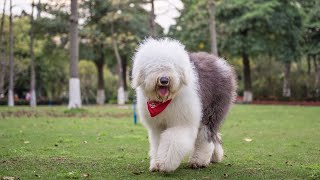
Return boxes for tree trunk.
[316,58,320,98]
[307,55,311,75]
[149,0,156,37]
[122,55,128,102]
[242,52,252,103]
[68,0,81,108]
[8,0,14,106]
[0,0,7,98]
[0,62,5,99]
[37,0,41,19]
[306,55,311,98]
[282,62,291,97]
[111,23,125,105]
[96,44,105,105]
[207,0,218,56]
[316,65,320,98]
[313,55,317,73]
[29,1,37,107]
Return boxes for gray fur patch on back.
[189,52,237,143]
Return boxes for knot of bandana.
[147,99,172,117]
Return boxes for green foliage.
[171,0,312,100]
[216,0,278,56]
[0,105,319,179]
[0,8,69,101]
[11,17,32,97]
[80,0,149,64]
[1,0,318,102]
[33,3,69,37]
[103,65,118,102]
[79,60,118,104]
[250,57,312,100]
[79,60,97,103]
[170,1,211,52]
[302,0,320,56]
[216,0,303,62]
[79,0,151,100]
[269,1,303,63]
[37,40,69,100]
[0,1,154,103]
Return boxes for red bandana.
[147,99,172,117]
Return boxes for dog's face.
[132,61,187,102]
[132,38,191,102]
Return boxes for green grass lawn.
[0,105,319,179]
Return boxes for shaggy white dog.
[132,38,236,172]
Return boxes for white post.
[96,89,105,105]
[117,86,125,105]
[68,78,82,108]
[8,89,14,106]
[243,91,253,103]
[30,89,36,107]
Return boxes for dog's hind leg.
[188,126,214,168]
[155,126,198,172]
[211,133,224,163]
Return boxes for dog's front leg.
[148,129,161,171]
[156,126,198,172]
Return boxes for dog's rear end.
[188,52,237,168]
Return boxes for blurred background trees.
[0,0,319,106]
[171,0,319,102]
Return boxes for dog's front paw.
[149,159,159,172]
[157,160,177,173]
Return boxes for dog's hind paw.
[211,143,224,163]
[188,161,209,169]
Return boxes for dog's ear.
[181,70,189,85]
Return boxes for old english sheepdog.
[131,38,237,172]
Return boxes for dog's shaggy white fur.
[132,38,236,172]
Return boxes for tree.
[95,43,106,105]
[8,0,14,106]
[109,2,151,104]
[80,0,110,105]
[301,0,320,98]
[78,60,96,104]
[207,0,218,56]
[68,0,81,108]
[149,0,156,37]
[111,22,125,105]
[28,2,70,103]
[80,0,150,105]
[29,0,37,107]
[269,1,303,98]
[216,0,283,102]
[0,0,7,99]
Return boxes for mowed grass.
[0,105,319,179]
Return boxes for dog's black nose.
[160,77,169,85]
